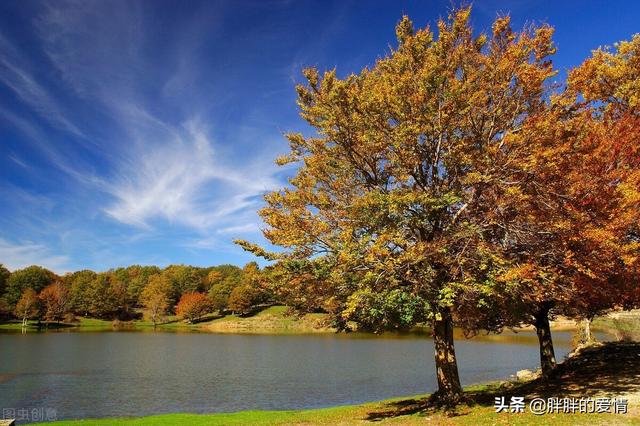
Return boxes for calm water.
[0,329,602,422]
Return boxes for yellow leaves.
[500,263,537,283]
[492,16,513,41]
[568,33,640,113]
[395,15,414,44]
[302,67,319,88]
[618,181,640,205]
[533,25,557,61]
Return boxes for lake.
[0,329,604,422]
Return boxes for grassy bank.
[0,306,335,334]
[203,305,334,334]
[593,310,640,341]
[0,315,212,332]
[33,342,640,425]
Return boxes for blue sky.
[1,0,639,273]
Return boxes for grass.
[30,341,640,425]
[203,305,335,334]
[0,315,216,333]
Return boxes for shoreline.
[2,306,636,338]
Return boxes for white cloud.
[0,239,70,273]
[216,223,261,234]
[103,120,280,232]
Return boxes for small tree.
[39,282,71,323]
[140,274,172,327]
[228,285,260,316]
[175,292,212,323]
[15,288,40,327]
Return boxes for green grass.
[593,314,640,341]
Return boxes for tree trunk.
[432,307,463,402]
[582,317,594,343]
[533,303,557,376]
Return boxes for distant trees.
[125,265,161,305]
[207,265,244,311]
[66,270,97,315]
[0,264,10,318]
[140,274,172,327]
[163,265,204,302]
[0,262,272,323]
[175,292,212,323]
[5,265,56,306]
[0,264,9,297]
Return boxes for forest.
[0,261,280,327]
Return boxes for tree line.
[0,262,273,327]
[237,7,640,404]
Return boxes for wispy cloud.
[103,119,280,231]
[0,32,83,137]
[0,238,70,273]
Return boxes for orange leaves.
[39,281,70,322]
[175,292,212,323]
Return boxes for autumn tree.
[227,264,269,315]
[15,288,40,327]
[85,273,131,319]
[39,281,71,323]
[227,285,259,315]
[125,265,161,305]
[562,35,640,344]
[207,265,244,311]
[163,265,205,302]
[488,34,640,374]
[140,274,173,327]
[238,8,556,402]
[175,292,212,323]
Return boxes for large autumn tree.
[238,8,556,401]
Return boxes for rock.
[516,369,536,380]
